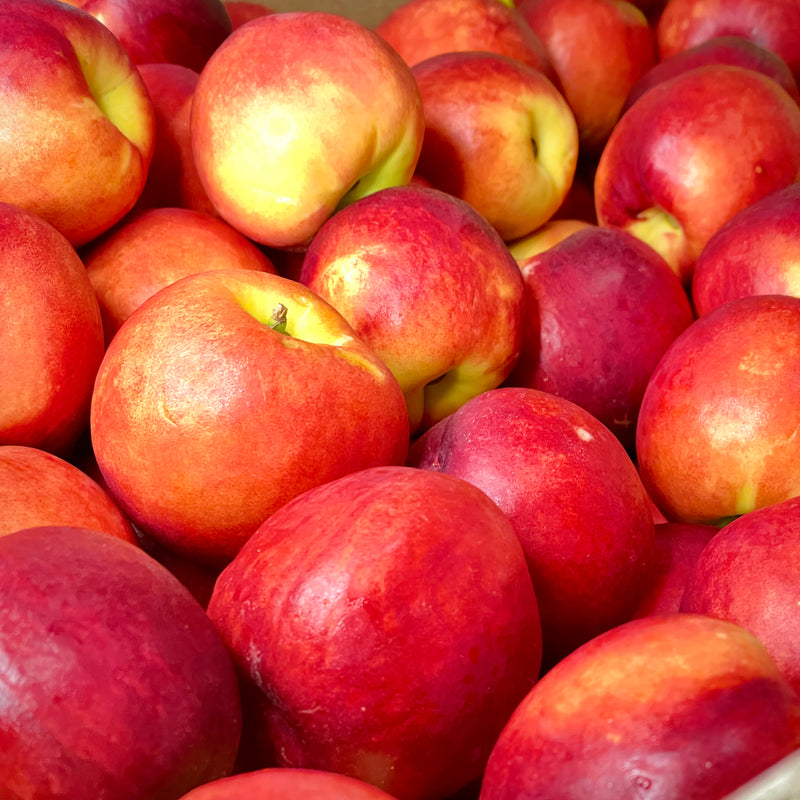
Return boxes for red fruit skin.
[681,495,800,696]
[636,294,800,523]
[63,0,233,71]
[692,183,800,316]
[623,34,800,113]
[631,521,718,617]
[375,0,556,79]
[507,226,694,453]
[0,444,137,544]
[207,465,542,800]
[656,0,800,84]
[479,614,800,800]
[0,526,242,800]
[409,386,656,668]
[176,767,400,800]
[595,64,800,283]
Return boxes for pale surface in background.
[246,0,404,29]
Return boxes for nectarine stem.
[270,303,288,334]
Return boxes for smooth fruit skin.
[479,614,800,800]
[0,525,242,800]
[636,294,800,524]
[0,0,156,247]
[134,63,217,217]
[177,768,400,800]
[408,386,656,668]
[60,0,233,72]
[191,11,425,248]
[681,495,800,696]
[656,0,800,83]
[692,183,800,316]
[0,445,136,544]
[0,202,105,457]
[224,2,274,29]
[623,34,800,113]
[594,64,800,283]
[630,521,718,617]
[506,226,694,453]
[517,0,657,153]
[375,0,555,78]
[299,185,525,434]
[84,206,277,344]
[207,465,542,800]
[412,51,579,242]
[90,269,410,566]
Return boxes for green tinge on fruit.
[336,126,420,211]
[626,207,686,278]
[74,39,151,152]
[735,482,756,516]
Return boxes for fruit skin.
[60,0,233,72]
[374,0,555,79]
[0,0,156,247]
[412,50,579,242]
[176,768,401,800]
[90,269,410,567]
[622,34,800,113]
[0,202,105,457]
[506,226,694,453]
[656,0,800,84]
[681,495,800,696]
[636,294,800,524]
[0,525,242,800]
[0,445,137,545]
[190,11,425,249]
[594,64,800,284]
[224,1,274,29]
[692,183,800,316]
[207,465,542,800]
[134,63,217,217]
[408,386,655,668]
[479,613,800,800]
[630,521,718,617]
[83,206,277,345]
[299,185,525,434]
[517,0,657,154]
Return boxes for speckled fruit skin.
[0,0,156,247]
[636,294,800,524]
[692,183,800,316]
[594,64,800,284]
[0,525,242,800]
[375,0,555,77]
[299,185,525,435]
[190,11,425,249]
[506,226,694,453]
[84,206,276,345]
[681,495,800,696]
[0,202,105,457]
[0,445,136,544]
[90,269,410,567]
[411,50,579,242]
[408,386,656,668]
[207,465,543,800]
[479,613,800,800]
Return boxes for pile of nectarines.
[1,0,799,798]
